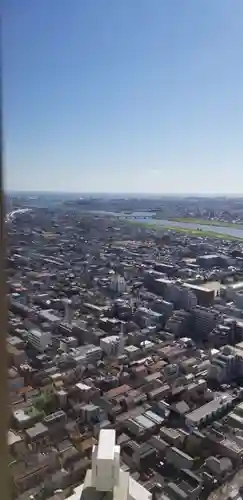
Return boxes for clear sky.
[3,0,243,194]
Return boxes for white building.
[65,429,152,500]
[208,345,243,383]
[27,328,51,352]
[71,344,102,365]
[100,334,125,356]
[111,274,127,294]
[63,298,73,323]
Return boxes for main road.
[5,208,31,223]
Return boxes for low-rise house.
[204,456,233,481]
[25,422,49,448]
[166,447,194,470]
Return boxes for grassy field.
[169,217,243,228]
[128,219,243,241]
[164,226,243,240]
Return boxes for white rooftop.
[97,429,116,460]
[102,335,120,344]
[13,409,30,422]
[8,430,22,446]
[65,429,152,500]
[76,382,91,391]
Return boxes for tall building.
[63,298,73,324]
[27,328,51,352]
[118,322,125,355]
[208,345,243,383]
[111,274,127,294]
[192,306,217,339]
[66,429,152,500]
[100,335,122,356]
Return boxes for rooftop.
[25,422,48,439]
[97,429,116,461]
[186,394,233,425]
[8,430,22,446]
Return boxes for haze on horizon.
[3,1,243,194]
[7,190,243,199]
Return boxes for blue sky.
[3,0,243,193]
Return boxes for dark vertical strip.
[0,12,9,500]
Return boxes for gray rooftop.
[186,394,233,425]
[25,422,48,439]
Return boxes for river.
[148,218,243,238]
[89,211,243,239]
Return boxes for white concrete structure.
[71,344,102,365]
[63,298,73,323]
[208,345,243,383]
[27,328,51,352]
[65,429,152,500]
[100,335,125,356]
[118,324,125,356]
[111,274,127,294]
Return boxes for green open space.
[163,226,243,241]
[169,217,243,228]
[127,219,243,241]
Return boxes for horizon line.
[6,189,243,198]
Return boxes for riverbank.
[128,219,243,241]
[169,217,243,228]
[165,226,243,240]
[89,211,243,240]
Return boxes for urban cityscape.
[6,192,243,500]
[3,1,243,500]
